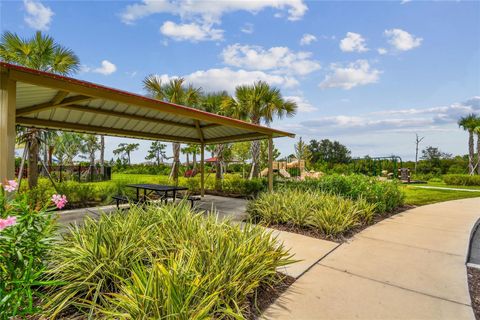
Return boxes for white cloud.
[339,32,368,52]
[298,97,480,135]
[122,0,307,24]
[319,60,381,90]
[384,28,422,51]
[377,48,388,55]
[300,33,317,45]
[153,67,299,94]
[92,60,117,75]
[241,23,254,34]
[23,0,53,31]
[160,21,223,41]
[284,96,317,112]
[221,44,320,76]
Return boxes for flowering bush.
[0,180,60,317]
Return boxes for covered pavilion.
[0,62,295,194]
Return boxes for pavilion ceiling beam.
[194,120,204,143]
[59,104,195,129]
[205,132,268,145]
[16,95,93,116]
[16,117,202,144]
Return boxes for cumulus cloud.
[339,32,368,52]
[319,60,381,90]
[160,21,223,41]
[221,44,320,76]
[296,96,480,135]
[154,67,299,94]
[23,0,53,31]
[300,33,317,45]
[121,0,307,24]
[384,28,422,51]
[241,23,254,34]
[84,60,117,75]
[377,48,388,55]
[284,95,317,112]
[121,0,307,40]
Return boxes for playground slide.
[260,168,291,178]
[278,169,291,178]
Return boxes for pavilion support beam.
[16,117,202,144]
[194,120,204,143]
[200,143,205,197]
[16,94,92,116]
[268,137,274,193]
[0,72,16,181]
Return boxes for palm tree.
[143,76,201,184]
[458,113,479,175]
[145,141,167,166]
[1,31,79,188]
[113,143,139,165]
[474,122,480,175]
[222,81,297,178]
[200,92,231,184]
[100,135,105,174]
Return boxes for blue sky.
[1,0,479,163]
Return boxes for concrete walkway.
[263,197,480,320]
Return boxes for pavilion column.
[0,71,16,182]
[200,143,205,197]
[268,137,273,192]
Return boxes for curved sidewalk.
[263,197,480,319]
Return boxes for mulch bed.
[260,205,416,243]
[468,266,480,320]
[245,273,296,319]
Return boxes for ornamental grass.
[44,202,292,318]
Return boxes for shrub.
[443,174,480,186]
[247,189,377,238]
[280,174,404,213]
[44,203,292,318]
[0,181,58,317]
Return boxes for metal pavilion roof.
[1,62,295,145]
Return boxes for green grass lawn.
[402,184,480,206]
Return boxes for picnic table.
[112,184,199,209]
[126,184,189,202]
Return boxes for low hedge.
[443,174,480,186]
[280,174,405,213]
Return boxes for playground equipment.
[352,155,414,182]
[352,156,403,177]
[261,159,323,179]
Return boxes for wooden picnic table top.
[125,184,188,192]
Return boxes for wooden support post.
[0,72,16,181]
[268,137,273,192]
[200,143,205,197]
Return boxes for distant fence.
[15,165,112,183]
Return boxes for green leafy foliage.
[44,203,292,318]
[443,174,480,186]
[281,174,404,213]
[0,188,57,318]
[248,189,377,238]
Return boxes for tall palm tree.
[474,122,480,175]
[113,143,139,165]
[458,113,479,175]
[143,76,201,184]
[201,92,231,184]
[1,31,79,188]
[222,81,297,178]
